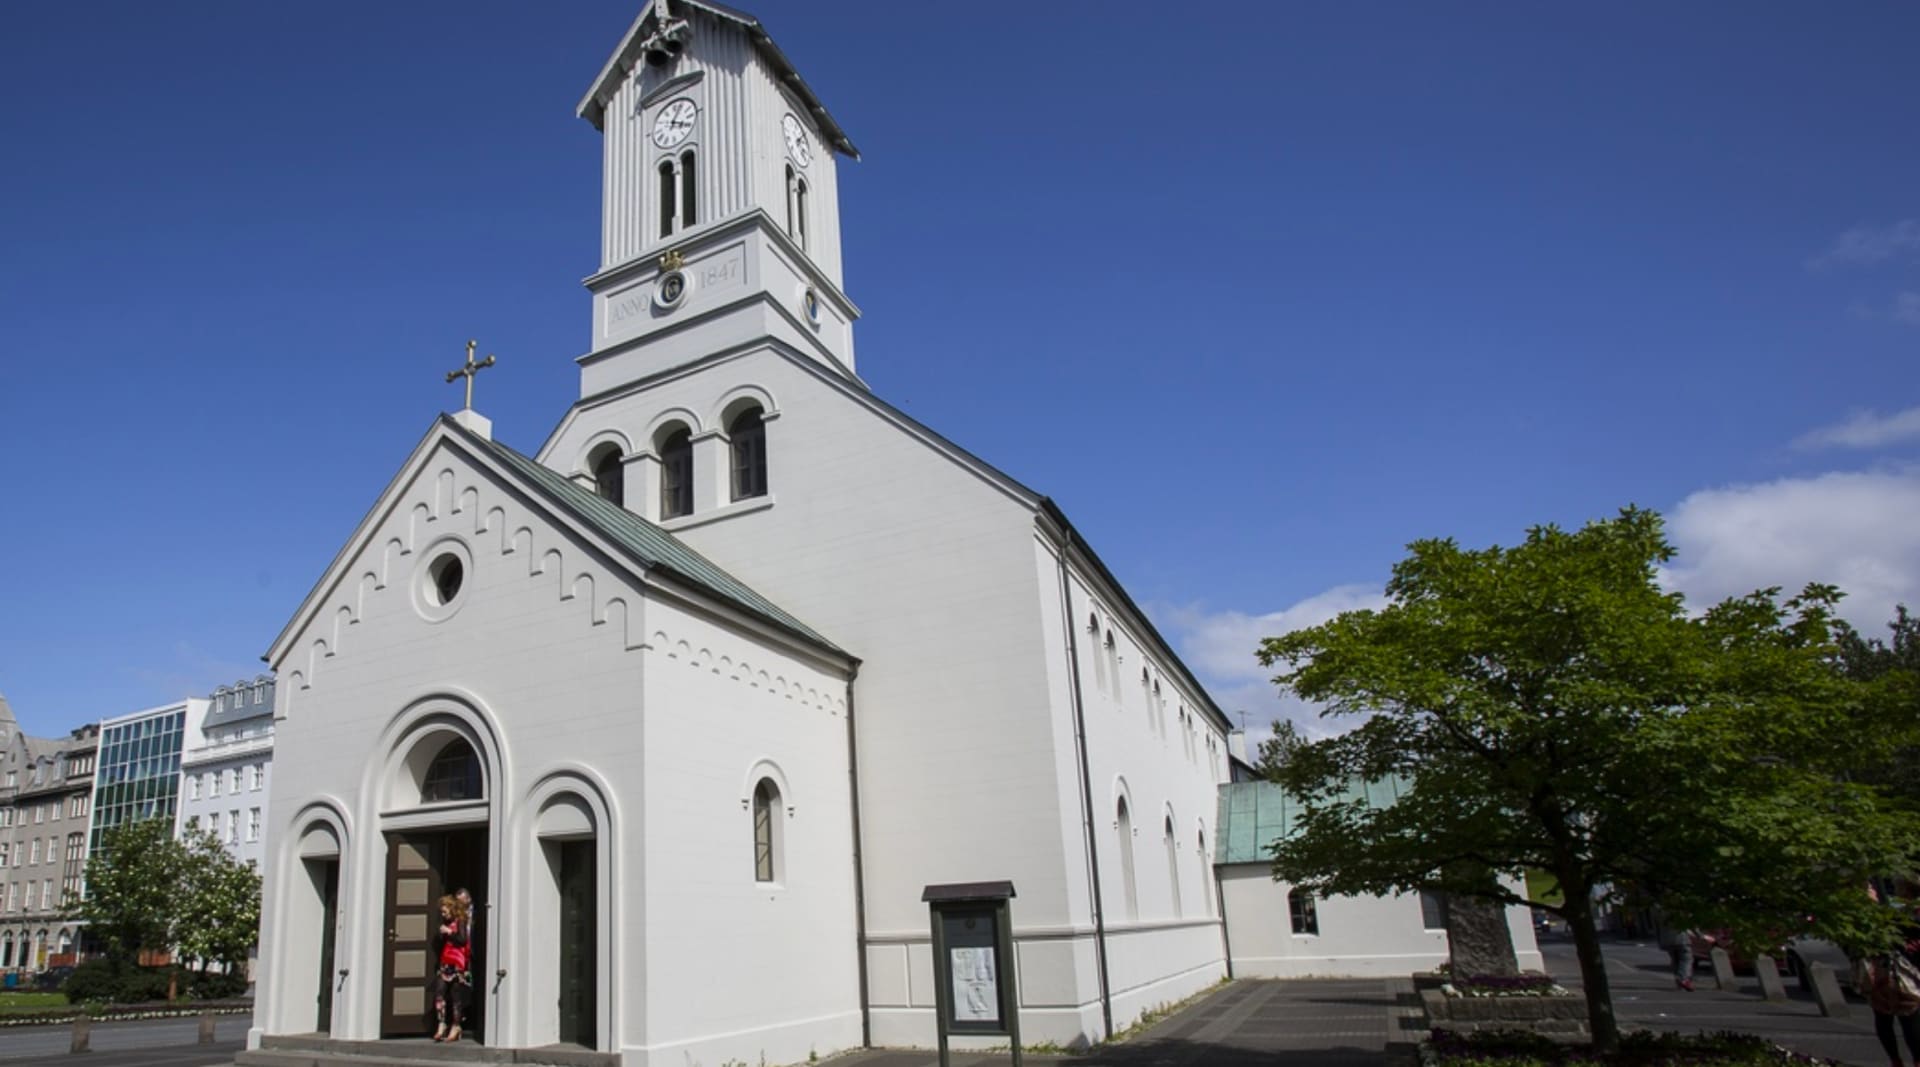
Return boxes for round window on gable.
[414,540,475,622]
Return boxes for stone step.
[241,1034,616,1067]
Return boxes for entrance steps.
[236,1034,617,1067]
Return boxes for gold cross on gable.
[445,339,497,411]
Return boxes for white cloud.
[1809,219,1920,270]
[1793,405,1920,451]
[1157,584,1387,743]
[1661,469,1920,630]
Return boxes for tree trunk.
[1563,888,1619,1052]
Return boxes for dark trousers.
[1874,1009,1920,1063]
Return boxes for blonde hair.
[439,894,470,925]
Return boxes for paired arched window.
[729,407,767,500]
[1116,796,1138,920]
[752,778,781,882]
[784,165,809,251]
[590,446,624,507]
[1163,815,1182,917]
[659,151,698,238]
[422,738,483,803]
[658,428,693,519]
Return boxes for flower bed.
[0,998,251,1028]
[1422,1027,1839,1067]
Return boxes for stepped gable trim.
[264,415,847,669]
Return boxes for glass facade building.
[88,704,190,853]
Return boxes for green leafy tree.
[174,828,263,975]
[66,818,190,964]
[1256,507,1920,1052]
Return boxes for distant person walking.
[1657,917,1694,991]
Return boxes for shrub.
[1426,1028,1842,1067]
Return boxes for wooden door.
[557,840,597,1047]
[381,834,444,1036]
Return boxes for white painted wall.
[1217,866,1544,978]
[253,425,858,1067]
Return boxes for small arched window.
[1163,815,1182,917]
[680,150,697,229]
[785,165,810,251]
[1116,796,1138,920]
[659,427,693,519]
[591,446,624,507]
[729,407,767,500]
[422,738,482,804]
[1288,888,1319,936]
[658,160,678,238]
[752,778,781,882]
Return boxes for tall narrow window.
[1163,815,1182,917]
[784,165,797,239]
[1288,888,1319,935]
[1419,890,1448,931]
[1116,797,1138,920]
[591,447,624,507]
[658,160,677,238]
[795,177,809,251]
[680,150,697,229]
[752,778,780,882]
[659,428,693,519]
[729,407,767,500]
[1198,831,1213,916]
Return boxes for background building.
[89,700,202,853]
[0,693,98,977]
[178,677,276,871]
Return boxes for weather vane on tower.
[445,340,497,411]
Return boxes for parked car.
[1784,936,1856,992]
[1689,929,1784,974]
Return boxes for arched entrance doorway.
[380,733,490,1041]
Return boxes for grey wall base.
[1420,989,1591,1041]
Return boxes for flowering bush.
[1423,1028,1841,1067]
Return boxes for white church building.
[249,4,1526,1065]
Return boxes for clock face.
[781,113,813,168]
[651,98,697,149]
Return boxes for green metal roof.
[1214,777,1408,865]
[450,418,845,657]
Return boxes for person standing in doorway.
[430,895,472,1043]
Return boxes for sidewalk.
[838,978,1397,1067]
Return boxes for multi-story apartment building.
[0,707,98,975]
[178,677,275,872]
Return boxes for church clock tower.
[574,0,860,396]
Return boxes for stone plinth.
[1420,989,1591,1041]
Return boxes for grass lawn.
[0,991,69,1013]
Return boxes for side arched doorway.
[380,733,491,1041]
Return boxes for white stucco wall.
[1217,866,1544,978]
[253,427,858,1067]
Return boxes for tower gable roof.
[577,0,859,158]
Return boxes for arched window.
[728,407,767,500]
[1163,815,1182,917]
[421,738,482,804]
[752,778,781,882]
[591,447,624,507]
[1288,888,1318,935]
[659,428,693,519]
[658,160,677,238]
[2,934,12,968]
[1116,796,1138,920]
[785,165,809,251]
[680,150,697,229]
[1197,830,1213,916]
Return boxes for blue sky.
[2,2,1916,740]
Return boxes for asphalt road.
[1540,936,1888,1066]
[0,1014,248,1065]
